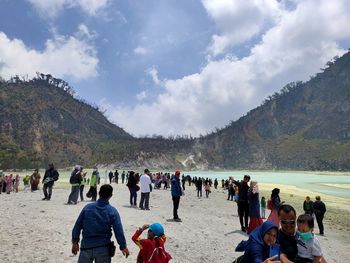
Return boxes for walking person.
[214,178,218,189]
[42,163,59,200]
[108,170,114,184]
[71,184,130,262]
[313,195,326,235]
[171,170,183,222]
[181,175,186,190]
[233,175,251,232]
[205,181,211,198]
[139,169,152,210]
[121,171,126,184]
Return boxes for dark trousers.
[68,185,80,204]
[139,192,150,209]
[197,188,202,197]
[315,214,324,234]
[129,189,137,205]
[43,181,54,199]
[172,196,180,219]
[88,186,97,201]
[237,200,249,228]
[79,185,85,201]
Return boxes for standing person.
[303,196,314,215]
[87,167,99,201]
[214,178,218,189]
[108,170,114,184]
[0,171,3,194]
[227,182,235,201]
[139,169,152,210]
[261,196,267,219]
[71,184,129,262]
[14,174,20,193]
[23,175,30,192]
[132,223,172,263]
[127,171,139,207]
[114,170,119,184]
[181,175,186,190]
[6,174,13,194]
[42,163,59,200]
[67,165,83,205]
[267,188,283,227]
[313,196,326,235]
[171,170,183,222]
[79,170,87,202]
[30,169,41,192]
[247,181,263,234]
[233,175,251,232]
[121,171,126,184]
[196,177,203,198]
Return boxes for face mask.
[296,230,313,240]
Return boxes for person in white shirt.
[139,169,152,210]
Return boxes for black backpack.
[70,170,82,184]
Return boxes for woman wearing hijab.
[235,221,280,263]
[267,188,284,227]
[247,180,263,234]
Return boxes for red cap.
[175,170,181,175]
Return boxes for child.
[132,222,172,263]
[23,175,30,192]
[295,214,323,263]
[260,196,266,219]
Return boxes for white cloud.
[105,0,350,137]
[202,0,282,56]
[134,46,148,56]
[0,25,98,80]
[136,90,147,101]
[146,66,162,86]
[28,0,110,18]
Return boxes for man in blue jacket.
[71,184,129,262]
[171,170,183,222]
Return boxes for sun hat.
[149,223,164,237]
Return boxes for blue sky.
[1,0,350,137]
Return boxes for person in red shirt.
[132,223,172,263]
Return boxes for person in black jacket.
[313,195,326,235]
[42,163,59,200]
[233,175,251,232]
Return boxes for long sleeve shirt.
[72,198,127,250]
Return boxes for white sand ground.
[0,183,349,263]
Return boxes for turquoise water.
[184,171,350,199]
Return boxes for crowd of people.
[1,166,329,263]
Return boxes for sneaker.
[42,197,47,200]
[174,218,182,222]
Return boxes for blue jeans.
[78,246,111,263]
[129,189,137,205]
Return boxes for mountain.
[1,52,350,171]
[0,75,193,169]
[191,51,350,170]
